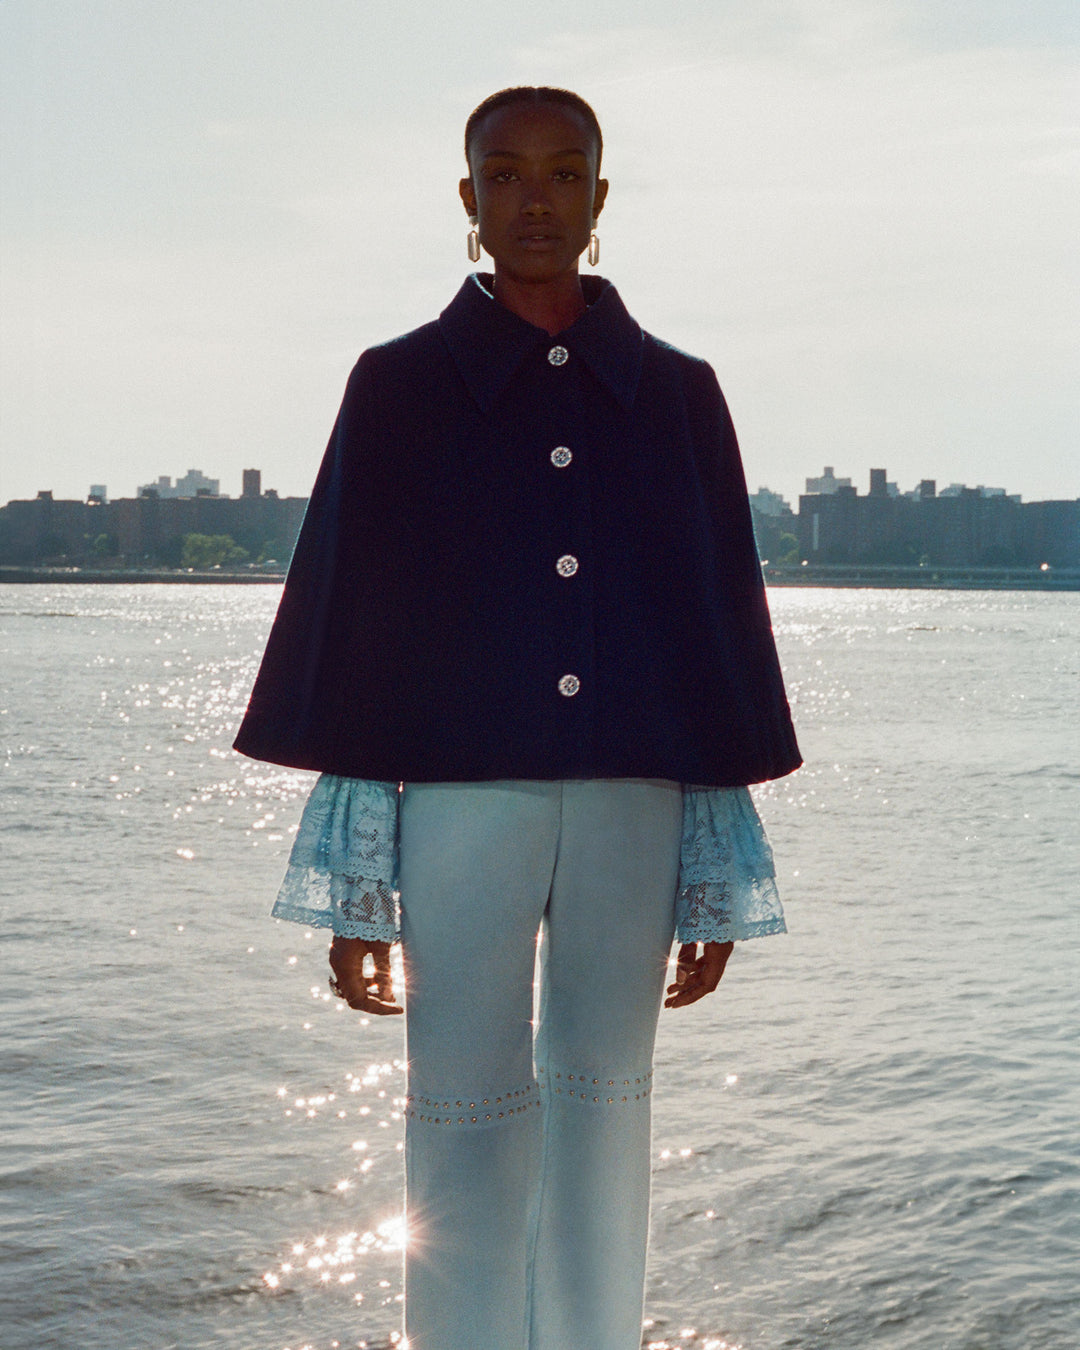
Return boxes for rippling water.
[1,584,1076,1350]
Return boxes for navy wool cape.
[234,275,801,787]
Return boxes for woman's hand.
[329,936,404,1015]
[664,941,734,1008]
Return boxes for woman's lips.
[518,233,562,250]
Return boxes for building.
[937,483,1018,502]
[136,469,220,499]
[0,471,307,566]
[749,487,791,517]
[0,491,92,563]
[798,467,1079,567]
[1018,500,1080,567]
[804,466,853,495]
[748,488,798,562]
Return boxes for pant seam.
[524,782,562,1343]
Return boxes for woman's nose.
[521,185,552,215]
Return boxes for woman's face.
[460,103,608,287]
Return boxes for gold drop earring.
[467,217,481,263]
[587,221,599,267]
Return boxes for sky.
[1,0,1077,508]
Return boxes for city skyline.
[6,457,1072,512]
[2,2,1077,509]
[6,457,1075,572]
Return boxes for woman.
[235,87,800,1350]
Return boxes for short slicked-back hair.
[464,86,603,172]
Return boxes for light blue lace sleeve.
[676,787,787,944]
[273,778,785,948]
[272,775,400,942]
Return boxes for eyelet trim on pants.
[405,1081,542,1126]
[538,1065,654,1105]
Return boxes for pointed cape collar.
[438,273,644,414]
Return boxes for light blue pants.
[398,779,683,1350]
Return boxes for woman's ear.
[592,177,609,221]
[459,177,477,217]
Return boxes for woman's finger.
[365,946,402,1012]
[664,941,734,1007]
[671,942,700,987]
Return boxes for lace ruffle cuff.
[675,787,786,944]
[273,777,786,947]
[272,775,400,942]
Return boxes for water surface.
[1,585,1076,1349]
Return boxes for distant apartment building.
[799,469,1079,567]
[749,487,792,517]
[748,488,798,562]
[804,466,853,495]
[137,469,220,499]
[0,491,95,563]
[0,472,306,566]
[937,482,1020,502]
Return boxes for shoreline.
[2,564,1078,591]
[0,567,287,585]
[760,563,1080,591]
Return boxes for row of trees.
[162,532,289,568]
[749,514,802,565]
[179,533,252,568]
[25,532,289,568]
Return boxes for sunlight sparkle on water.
[644,1340,741,1350]
[265,1215,406,1299]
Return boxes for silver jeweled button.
[555,554,579,577]
[550,446,572,468]
[547,345,569,366]
[557,674,581,697]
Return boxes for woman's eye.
[491,170,519,183]
[553,170,579,182]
